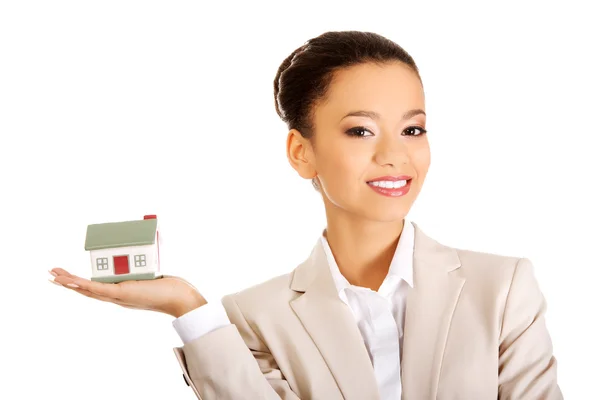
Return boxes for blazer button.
[183,374,190,386]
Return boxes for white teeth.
[369,180,407,189]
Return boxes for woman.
[49,31,562,399]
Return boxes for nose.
[373,134,410,167]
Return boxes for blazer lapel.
[401,223,466,399]
[289,239,380,399]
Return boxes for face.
[287,61,430,223]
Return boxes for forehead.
[316,62,425,120]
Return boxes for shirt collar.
[320,219,415,296]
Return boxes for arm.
[498,257,563,399]
[172,294,300,400]
[48,269,293,399]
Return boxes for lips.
[366,176,413,197]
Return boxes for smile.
[368,180,408,189]
[367,179,412,197]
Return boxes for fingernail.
[66,283,79,288]
[49,270,58,277]
[48,279,62,287]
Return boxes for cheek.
[411,141,431,176]
[318,145,370,182]
[315,145,373,205]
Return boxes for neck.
[324,212,405,291]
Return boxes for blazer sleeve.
[172,293,300,400]
[497,257,563,399]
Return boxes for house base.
[91,272,163,284]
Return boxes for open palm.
[49,268,206,317]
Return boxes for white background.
[1,1,598,398]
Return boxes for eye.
[403,126,427,136]
[345,126,374,137]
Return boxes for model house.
[84,214,162,283]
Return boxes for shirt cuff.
[172,301,231,344]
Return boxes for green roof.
[85,219,157,251]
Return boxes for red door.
[113,255,130,275]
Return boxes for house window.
[134,254,146,267]
[96,258,108,270]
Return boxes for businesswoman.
[50,31,562,399]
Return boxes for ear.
[286,129,317,180]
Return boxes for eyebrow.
[340,108,426,122]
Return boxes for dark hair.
[273,31,421,139]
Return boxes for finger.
[50,277,152,311]
[51,268,76,278]
[69,286,139,308]
[48,278,63,287]
[55,276,123,300]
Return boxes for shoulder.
[455,246,521,275]
[441,238,540,301]
[430,236,546,331]
[415,221,525,282]
[220,270,299,322]
[412,219,531,295]
[230,271,297,301]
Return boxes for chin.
[324,186,413,223]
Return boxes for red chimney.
[144,215,157,220]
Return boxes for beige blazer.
[173,222,562,399]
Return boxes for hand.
[49,268,207,318]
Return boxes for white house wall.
[90,244,158,277]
